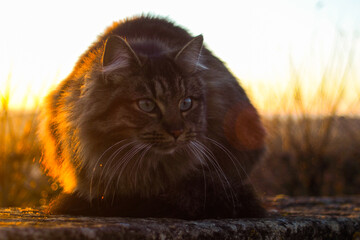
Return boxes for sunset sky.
[0,0,359,113]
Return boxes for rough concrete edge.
[0,216,359,240]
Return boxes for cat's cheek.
[223,103,266,151]
[112,106,152,128]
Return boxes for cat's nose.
[169,129,184,139]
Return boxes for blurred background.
[0,0,359,207]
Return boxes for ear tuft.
[175,35,206,74]
[102,36,141,73]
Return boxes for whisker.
[97,141,136,199]
[111,143,148,204]
[193,140,237,206]
[188,142,215,185]
[103,144,138,198]
[204,137,248,182]
[132,144,152,189]
[117,143,148,182]
[191,143,229,203]
[204,137,262,204]
[102,143,147,201]
[187,143,207,210]
[89,139,129,200]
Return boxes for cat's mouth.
[151,141,186,155]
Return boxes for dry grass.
[0,74,58,207]
[249,58,360,196]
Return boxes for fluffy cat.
[39,15,266,219]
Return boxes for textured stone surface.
[0,196,360,239]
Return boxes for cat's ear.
[175,35,207,74]
[102,35,141,74]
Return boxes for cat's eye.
[138,99,156,113]
[180,97,192,111]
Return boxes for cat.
[39,15,266,219]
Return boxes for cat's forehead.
[140,58,189,99]
[152,75,186,100]
[135,75,187,103]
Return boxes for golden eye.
[180,97,192,111]
[138,99,156,113]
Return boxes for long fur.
[39,15,266,219]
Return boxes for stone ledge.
[0,196,360,240]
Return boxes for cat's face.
[82,35,206,158]
[104,57,206,155]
